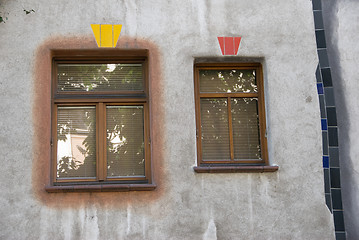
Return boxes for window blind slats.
[200,98,231,160]
[231,98,261,160]
[57,64,143,92]
[199,69,257,93]
[106,106,145,177]
[56,107,96,178]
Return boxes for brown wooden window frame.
[46,50,156,192]
[193,62,278,173]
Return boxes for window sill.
[45,183,156,193]
[193,165,279,173]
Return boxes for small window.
[194,63,277,173]
[46,50,155,192]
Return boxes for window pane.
[57,64,143,92]
[106,106,145,177]
[200,98,230,160]
[199,69,257,93]
[57,106,96,178]
[231,98,261,160]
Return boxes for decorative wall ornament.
[217,37,241,55]
[91,24,122,48]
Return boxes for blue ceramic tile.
[333,210,345,231]
[315,30,326,48]
[321,119,327,130]
[317,83,324,94]
[323,156,329,168]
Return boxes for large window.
[47,50,154,192]
[194,63,277,173]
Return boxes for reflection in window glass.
[199,69,257,93]
[106,106,145,177]
[57,63,143,92]
[231,98,261,160]
[57,106,96,179]
[200,98,230,160]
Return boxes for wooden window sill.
[45,183,156,193]
[193,165,279,173]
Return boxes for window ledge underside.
[193,165,279,173]
[45,183,156,193]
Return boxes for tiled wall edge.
[312,0,346,239]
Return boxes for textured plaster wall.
[322,0,359,239]
[0,0,335,239]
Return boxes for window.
[193,63,277,173]
[46,50,155,192]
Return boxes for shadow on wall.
[322,0,357,239]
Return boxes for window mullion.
[227,97,234,161]
[98,102,105,181]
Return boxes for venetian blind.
[199,68,261,161]
[106,106,145,177]
[56,106,96,178]
[200,98,231,160]
[231,98,261,159]
[199,69,257,93]
[57,63,143,92]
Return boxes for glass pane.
[57,106,96,178]
[106,106,145,177]
[200,98,230,160]
[199,69,257,93]
[57,63,143,92]
[231,98,261,159]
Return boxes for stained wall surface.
[0,0,335,239]
[322,0,359,239]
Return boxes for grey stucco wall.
[0,0,335,239]
[322,0,359,239]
